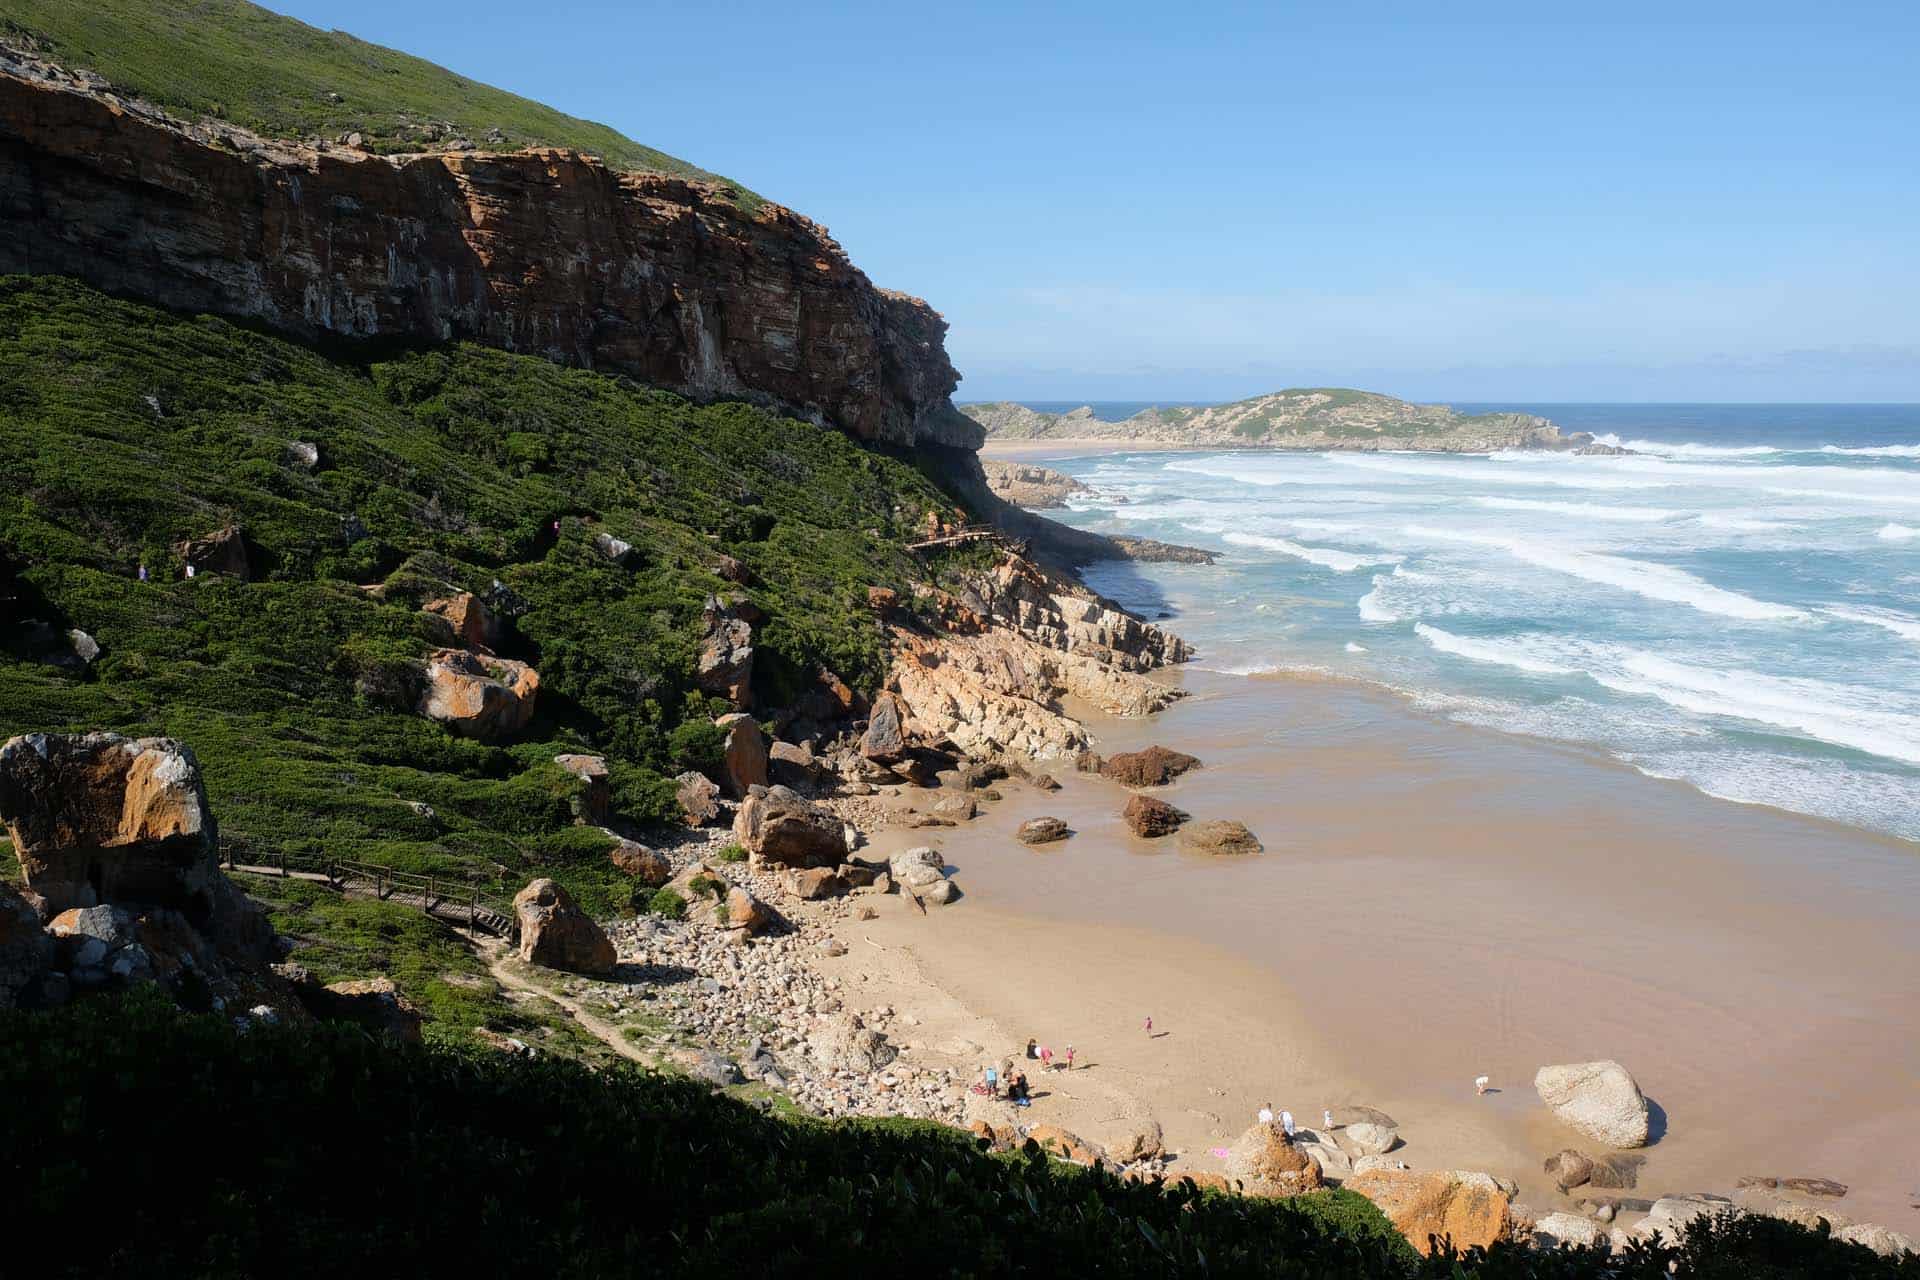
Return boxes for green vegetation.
[0,275,965,1017]
[1,0,759,201]
[645,887,689,920]
[6,992,1911,1278]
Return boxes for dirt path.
[484,948,651,1065]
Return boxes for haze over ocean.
[1017,404,1920,840]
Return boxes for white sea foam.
[1822,605,1920,644]
[1471,496,1683,523]
[1591,652,1920,767]
[1344,642,1368,653]
[1821,443,1920,458]
[1414,624,1578,675]
[1402,526,1805,621]
[1590,433,1780,458]
[1880,524,1920,541]
[1222,531,1402,573]
[1356,574,1397,622]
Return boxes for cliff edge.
[0,45,980,450]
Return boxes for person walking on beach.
[1143,1015,1153,1036]
[1064,1045,1075,1071]
[1323,1109,1334,1133]
[1038,1045,1053,1071]
[1475,1075,1491,1096]
[1258,1103,1274,1127]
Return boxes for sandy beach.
[834,666,1920,1231]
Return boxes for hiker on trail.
[137,563,148,582]
[1258,1103,1274,1126]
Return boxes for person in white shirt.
[1280,1110,1296,1139]
[1257,1103,1274,1126]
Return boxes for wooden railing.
[221,845,518,941]
[905,525,1027,554]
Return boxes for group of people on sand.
[978,1061,1033,1106]
[975,1036,1080,1108]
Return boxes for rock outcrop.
[416,650,540,741]
[1345,1169,1515,1256]
[174,525,252,579]
[674,772,721,826]
[1122,794,1188,836]
[423,592,499,652]
[1534,1060,1651,1149]
[608,838,671,886]
[1224,1122,1323,1196]
[1,732,220,922]
[513,878,616,975]
[717,714,768,797]
[554,754,610,824]
[1015,817,1070,845]
[696,599,755,708]
[0,55,976,450]
[980,459,1090,509]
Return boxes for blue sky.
[272,1,1918,402]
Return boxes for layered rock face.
[0,55,977,450]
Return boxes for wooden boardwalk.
[224,851,518,940]
[905,525,1027,555]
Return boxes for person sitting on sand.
[1026,1037,1038,1060]
[1011,1073,1031,1106]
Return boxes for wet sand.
[863,668,1920,1228]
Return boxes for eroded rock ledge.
[0,47,978,450]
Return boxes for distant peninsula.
[963,388,1623,453]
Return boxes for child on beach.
[1143,1015,1152,1036]
[985,1065,999,1097]
[1038,1046,1053,1071]
[1064,1045,1075,1071]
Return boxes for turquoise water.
[1029,406,1920,842]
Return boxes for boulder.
[969,1120,1013,1152]
[512,878,616,975]
[824,1012,896,1072]
[888,847,947,889]
[931,793,976,821]
[1122,794,1188,837]
[724,885,773,933]
[1532,1212,1604,1249]
[1735,1175,1848,1198]
[1103,1117,1165,1163]
[554,754,610,823]
[1353,1154,1412,1175]
[1225,1122,1324,1195]
[1295,1131,1353,1180]
[1534,1060,1651,1149]
[1029,773,1060,792]
[917,877,959,906]
[1016,816,1071,845]
[1834,1224,1920,1259]
[716,713,768,797]
[0,882,52,1009]
[1178,820,1262,856]
[0,732,220,922]
[174,525,251,580]
[696,601,754,708]
[862,692,907,762]
[592,531,637,566]
[767,740,820,790]
[417,649,539,741]
[686,1049,744,1087]
[422,592,499,652]
[1629,1194,1733,1244]
[316,976,423,1042]
[1345,1169,1514,1257]
[674,771,721,826]
[784,867,845,900]
[866,586,900,612]
[1544,1149,1595,1191]
[1100,746,1200,788]
[733,785,846,867]
[818,936,849,957]
[608,839,670,886]
[1342,1120,1399,1157]
[1027,1124,1106,1165]
[1586,1153,1644,1189]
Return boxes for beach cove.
[851,665,1920,1229]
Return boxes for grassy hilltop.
[1,0,756,196]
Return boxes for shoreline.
[820,666,1920,1236]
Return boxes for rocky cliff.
[965,388,1614,453]
[0,47,980,450]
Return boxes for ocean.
[1019,404,1920,843]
